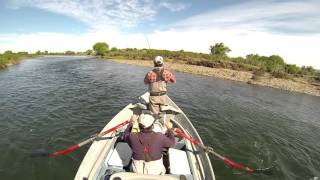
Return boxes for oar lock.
[94,131,123,141]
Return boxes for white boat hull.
[75,93,215,180]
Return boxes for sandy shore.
[109,59,320,97]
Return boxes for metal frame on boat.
[74,92,215,180]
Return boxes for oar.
[32,120,130,157]
[174,129,275,175]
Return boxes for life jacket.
[148,68,167,94]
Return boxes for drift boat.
[74,93,215,180]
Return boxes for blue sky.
[0,0,319,68]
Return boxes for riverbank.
[109,59,320,97]
[0,55,19,70]
[0,53,35,70]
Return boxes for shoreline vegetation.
[90,42,320,96]
[1,41,320,96]
[0,51,36,70]
[109,58,320,96]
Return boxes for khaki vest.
[149,69,167,93]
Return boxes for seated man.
[123,113,175,175]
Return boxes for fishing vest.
[148,68,167,96]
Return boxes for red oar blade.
[48,145,80,156]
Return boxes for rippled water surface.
[0,57,319,180]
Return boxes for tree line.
[2,42,319,80]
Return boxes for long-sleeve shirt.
[144,68,176,84]
[123,123,175,161]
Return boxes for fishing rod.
[174,129,276,175]
[144,35,151,49]
[31,120,130,157]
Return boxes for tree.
[18,52,28,55]
[65,51,75,55]
[110,47,118,52]
[209,43,231,56]
[85,49,93,55]
[93,42,109,56]
[4,50,13,54]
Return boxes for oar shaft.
[99,120,130,137]
[47,120,130,157]
[175,129,254,173]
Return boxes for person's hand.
[165,121,173,129]
[130,114,139,123]
[172,128,180,135]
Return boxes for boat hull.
[75,93,215,180]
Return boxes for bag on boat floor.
[106,142,132,168]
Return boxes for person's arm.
[163,70,176,83]
[122,123,133,141]
[162,129,176,148]
[169,72,176,83]
[144,73,150,84]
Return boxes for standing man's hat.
[154,56,164,65]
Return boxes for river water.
[0,56,319,180]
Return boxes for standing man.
[144,56,176,114]
[123,113,175,175]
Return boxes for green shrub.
[272,70,287,78]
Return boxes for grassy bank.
[103,48,319,79]
[109,58,320,96]
[0,52,35,70]
[0,53,20,69]
[87,45,319,96]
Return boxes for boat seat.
[168,148,191,176]
[160,105,182,114]
[107,142,132,168]
[110,172,183,180]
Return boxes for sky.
[0,0,319,69]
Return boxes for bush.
[272,70,287,78]
[65,51,75,55]
[285,64,300,74]
[254,68,265,76]
[251,68,265,80]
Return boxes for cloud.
[1,0,320,69]
[1,27,320,69]
[0,30,146,52]
[8,0,190,30]
[9,0,158,29]
[159,1,190,12]
[175,0,320,34]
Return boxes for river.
[0,56,319,180]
